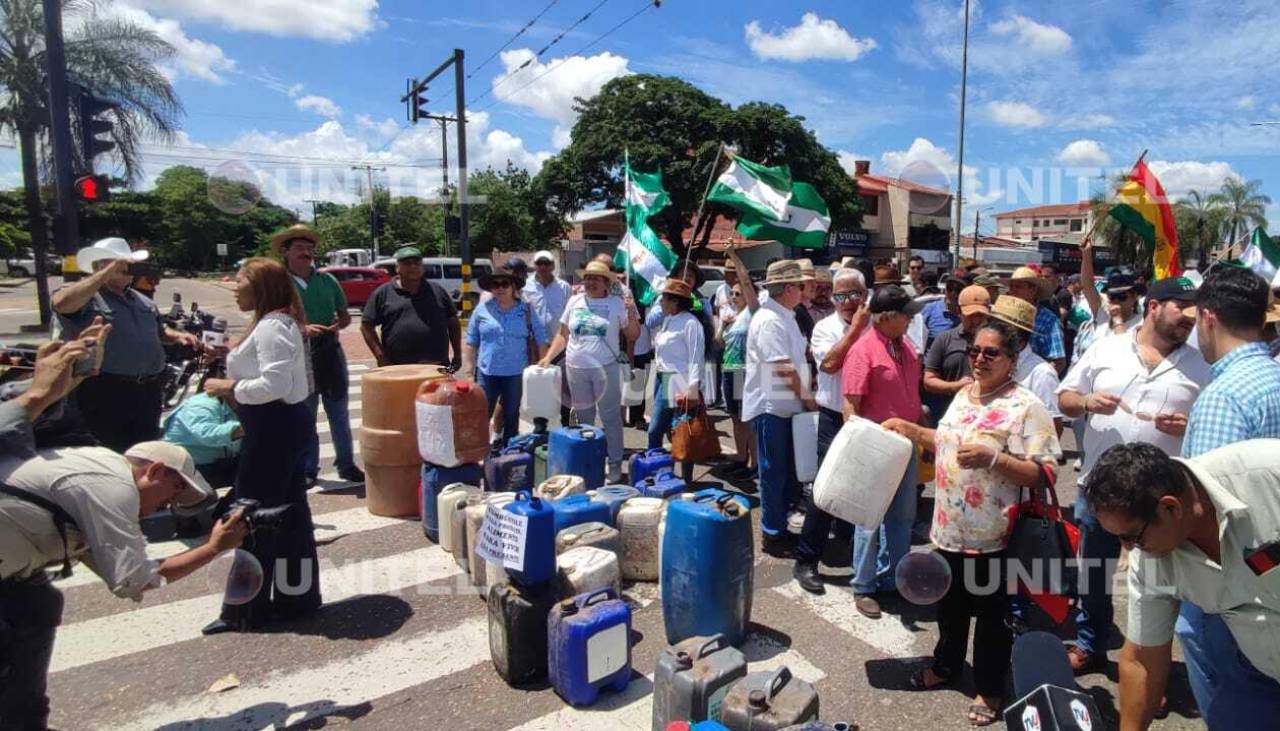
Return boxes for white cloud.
[1236,95,1258,110]
[880,138,957,178]
[986,100,1047,128]
[1057,139,1110,167]
[295,95,342,118]
[744,13,877,62]
[492,49,630,133]
[128,0,379,42]
[98,3,235,83]
[876,138,1003,223]
[989,15,1072,55]
[355,114,400,139]
[1147,160,1240,198]
[1059,114,1116,130]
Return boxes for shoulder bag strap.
[0,483,79,577]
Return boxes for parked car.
[421,257,493,302]
[321,266,390,307]
[3,254,61,278]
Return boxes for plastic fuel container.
[651,634,748,730]
[421,464,483,543]
[662,489,754,646]
[719,667,819,731]
[548,426,608,489]
[547,588,633,706]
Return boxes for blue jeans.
[648,373,676,450]
[753,413,800,536]
[1072,493,1120,655]
[851,452,918,595]
[1176,602,1280,728]
[303,390,355,476]
[477,372,522,444]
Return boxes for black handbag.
[1004,461,1079,624]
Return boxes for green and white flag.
[736,181,831,250]
[614,156,678,306]
[706,155,793,221]
[1239,227,1280,283]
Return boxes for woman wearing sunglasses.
[463,264,550,444]
[883,318,1061,726]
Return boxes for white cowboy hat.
[76,237,148,271]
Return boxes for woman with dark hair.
[882,318,1061,726]
[648,278,706,483]
[201,257,319,633]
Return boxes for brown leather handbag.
[670,403,722,463]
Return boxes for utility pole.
[36,0,78,330]
[953,0,972,267]
[401,48,472,322]
[973,207,981,261]
[351,164,386,260]
[421,113,457,256]
[304,198,322,224]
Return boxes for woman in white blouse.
[648,278,705,483]
[200,258,319,633]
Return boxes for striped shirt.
[1182,342,1280,458]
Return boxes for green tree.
[467,162,540,255]
[386,195,444,256]
[1209,178,1271,255]
[1175,190,1225,269]
[0,0,182,322]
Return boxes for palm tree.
[1210,178,1271,259]
[1176,189,1224,269]
[0,0,182,325]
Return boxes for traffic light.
[76,91,119,170]
[406,77,429,123]
[371,210,384,238]
[74,174,110,203]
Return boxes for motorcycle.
[159,292,222,409]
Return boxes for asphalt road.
[19,277,1205,730]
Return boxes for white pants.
[564,364,624,465]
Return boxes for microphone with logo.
[1004,631,1103,731]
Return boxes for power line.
[474,0,659,114]
[467,0,561,79]
[469,0,613,106]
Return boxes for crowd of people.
[2,221,1279,729]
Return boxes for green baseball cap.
[393,246,423,261]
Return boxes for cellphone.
[1245,541,1280,576]
[72,343,97,377]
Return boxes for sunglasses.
[832,291,865,303]
[535,260,553,266]
[966,345,1005,361]
[490,280,513,289]
[1110,291,1134,302]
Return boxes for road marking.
[773,583,926,659]
[110,617,489,731]
[54,508,410,590]
[50,547,460,673]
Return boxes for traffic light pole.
[37,0,79,327]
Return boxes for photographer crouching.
[0,327,247,730]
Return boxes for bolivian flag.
[1109,159,1182,278]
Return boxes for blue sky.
[16,0,1279,233]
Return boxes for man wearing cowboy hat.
[1007,265,1067,371]
[51,237,201,452]
[361,246,460,368]
[271,225,363,486]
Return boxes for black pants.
[933,550,1012,698]
[220,399,321,628]
[74,375,162,453]
[0,575,63,730]
[627,352,653,427]
[796,407,853,565]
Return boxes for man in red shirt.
[842,285,924,618]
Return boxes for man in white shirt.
[744,260,817,556]
[1083,439,1280,731]
[1057,275,1209,672]
[523,250,572,336]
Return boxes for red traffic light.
[74,174,109,202]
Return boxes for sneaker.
[793,562,825,594]
[787,509,807,533]
[606,462,623,484]
[337,465,366,484]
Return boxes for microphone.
[1004,632,1102,731]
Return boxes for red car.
[321,266,390,307]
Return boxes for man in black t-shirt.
[360,246,461,368]
[922,285,991,421]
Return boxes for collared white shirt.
[1127,439,1280,682]
[1014,347,1062,419]
[713,282,737,325]
[1060,328,1210,483]
[653,310,705,394]
[811,311,851,412]
[522,275,573,337]
[227,312,310,405]
[743,298,810,422]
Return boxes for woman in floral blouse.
[884,317,1061,726]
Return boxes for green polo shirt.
[293,270,347,326]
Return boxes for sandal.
[909,666,951,690]
[967,702,1000,727]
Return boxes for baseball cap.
[124,442,214,507]
[1103,271,1136,294]
[958,285,992,316]
[504,256,529,274]
[532,250,555,265]
[1146,276,1198,303]
[393,246,423,261]
[869,285,924,316]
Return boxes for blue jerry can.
[485,447,535,493]
[551,493,614,533]
[636,470,687,499]
[591,485,640,522]
[662,488,754,646]
[420,462,483,543]
[507,430,548,456]
[548,426,608,489]
[629,448,674,485]
[503,490,556,586]
[547,587,633,706]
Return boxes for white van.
[423,257,492,302]
[325,248,373,268]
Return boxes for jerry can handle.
[514,489,536,506]
[695,634,728,660]
[580,587,617,607]
[714,493,745,516]
[765,666,793,704]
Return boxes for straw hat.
[795,258,816,282]
[988,295,1037,333]
[269,224,321,255]
[579,260,615,280]
[813,266,833,284]
[661,279,694,299]
[872,264,907,287]
[763,260,807,286]
[1008,266,1050,298]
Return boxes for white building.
[994,202,1093,243]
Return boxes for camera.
[227,498,292,531]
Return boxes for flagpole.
[623,148,633,289]
[684,142,727,280]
